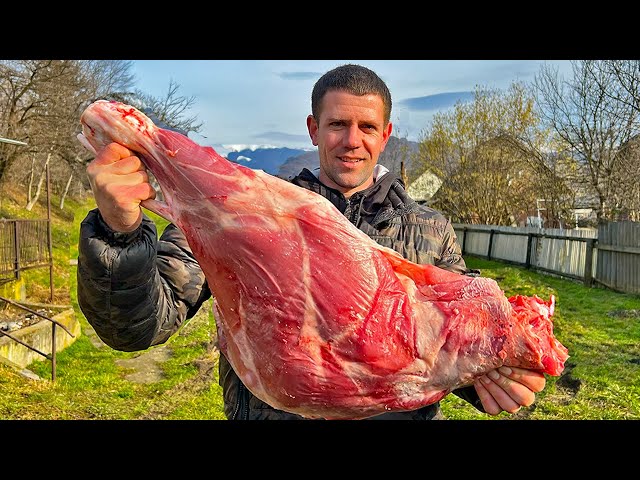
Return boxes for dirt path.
[81,307,221,419]
[84,308,217,386]
[115,346,172,384]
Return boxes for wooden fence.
[596,222,640,294]
[453,221,640,295]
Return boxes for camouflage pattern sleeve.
[432,218,465,273]
[76,208,210,352]
[435,219,479,277]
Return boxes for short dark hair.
[311,64,392,126]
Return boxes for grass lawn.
[1,184,639,420]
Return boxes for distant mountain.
[226,147,309,174]
[223,137,441,200]
[277,150,319,178]
[224,136,422,182]
[277,136,421,179]
[377,136,421,177]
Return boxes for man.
[77,63,546,420]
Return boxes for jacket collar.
[293,167,421,226]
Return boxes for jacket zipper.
[231,382,249,420]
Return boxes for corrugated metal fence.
[453,221,640,295]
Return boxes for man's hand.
[86,142,156,233]
[474,366,546,415]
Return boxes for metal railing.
[1,218,51,274]
[0,295,75,381]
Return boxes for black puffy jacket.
[77,168,484,420]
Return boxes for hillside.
[276,136,421,179]
[226,147,309,174]
[0,182,80,307]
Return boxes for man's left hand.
[474,366,546,415]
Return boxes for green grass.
[0,302,226,419]
[441,257,640,420]
[2,186,640,419]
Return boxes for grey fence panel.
[596,221,640,295]
[492,231,528,264]
[454,223,600,286]
[532,236,594,278]
[461,228,490,257]
[453,223,640,294]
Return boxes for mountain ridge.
[224,136,421,180]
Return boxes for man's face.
[307,90,392,198]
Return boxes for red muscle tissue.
[79,100,569,419]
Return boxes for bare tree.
[99,78,204,136]
[532,60,640,222]
[609,135,640,221]
[1,60,203,210]
[131,79,203,135]
[0,60,67,182]
[599,60,640,114]
[597,60,640,220]
[80,60,136,102]
[0,60,137,199]
[499,122,578,228]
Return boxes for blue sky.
[131,60,573,152]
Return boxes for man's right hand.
[86,142,157,233]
